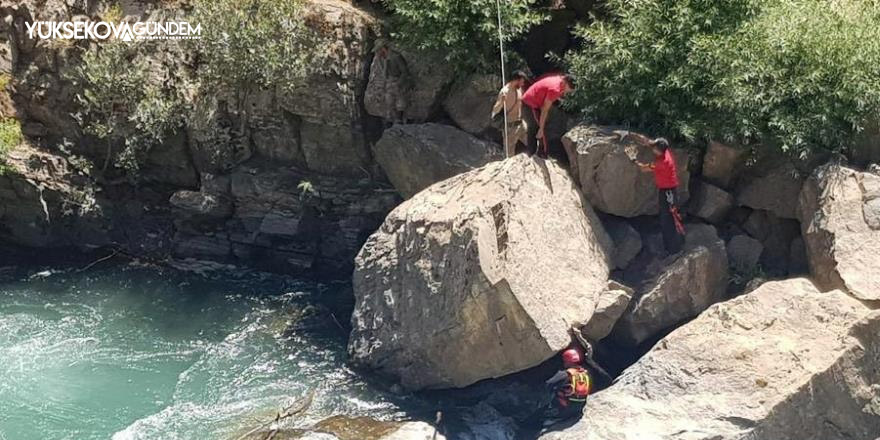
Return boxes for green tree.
[190,0,317,100]
[73,40,185,175]
[382,0,547,71]
[566,0,880,158]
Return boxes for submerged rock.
[798,163,880,300]
[562,125,691,217]
[611,224,729,347]
[372,123,502,199]
[540,278,880,440]
[312,416,444,440]
[350,155,613,390]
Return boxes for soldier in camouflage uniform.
[374,39,412,125]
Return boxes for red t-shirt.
[653,149,679,189]
[522,75,567,109]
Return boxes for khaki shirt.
[491,84,523,122]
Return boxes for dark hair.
[652,137,670,152]
[510,70,529,81]
[563,74,576,89]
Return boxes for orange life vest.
[560,367,591,403]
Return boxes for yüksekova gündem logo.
[26,20,202,42]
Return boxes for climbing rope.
[495,0,510,157]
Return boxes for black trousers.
[523,104,541,155]
[658,188,685,254]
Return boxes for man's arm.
[537,98,553,139]
[635,161,654,172]
[545,370,568,389]
[491,90,506,118]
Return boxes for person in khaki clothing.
[373,39,412,126]
[491,70,530,157]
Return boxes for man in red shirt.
[521,73,575,157]
[627,136,685,254]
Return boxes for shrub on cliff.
[73,40,185,175]
[382,0,547,71]
[190,0,317,99]
[566,0,880,158]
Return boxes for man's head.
[374,38,389,58]
[650,137,670,156]
[561,348,582,367]
[509,70,529,89]
[561,74,576,95]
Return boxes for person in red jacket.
[622,134,685,254]
[521,73,575,157]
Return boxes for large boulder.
[371,123,503,199]
[349,156,613,390]
[702,140,744,188]
[611,224,729,346]
[442,74,501,136]
[737,163,804,219]
[727,234,763,273]
[688,180,733,224]
[798,163,880,300]
[562,125,691,217]
[601,216,642,270]
[540,278,880,440]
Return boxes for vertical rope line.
[496,0,509,157]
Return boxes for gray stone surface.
[611,224,729,346]
[372,123,502,199]
[702,140,743,188]
[350,156,613,390]
[442,74,502,135]
[727,234,763,273]
[688,180,733,224]
[562,125,690,217]
[540,278,880,440]
[580,280,634,341]
[798,163,880,300]
[737,164,804,219]
[602,216,643,270]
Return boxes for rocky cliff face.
[0,0,468,277]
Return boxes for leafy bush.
[382,0,547,71]
[190,0,316,97]
[73,40,185,175]
[566,0,880,157]
[0,117,22,174]
[73,0,317,178]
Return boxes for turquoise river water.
[0,264,423,440]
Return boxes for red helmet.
[562,348,582,365]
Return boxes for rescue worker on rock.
[626,134,685,254]
[521,73,575,158]
[374,39,412,126]
[542,348,591,430]
[491,70,530,158]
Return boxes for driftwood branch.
[78,248,121,272]
[233,389,316,440]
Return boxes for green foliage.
[566,0,880,157]
[73,40,185,175]
[0,118,22,174]
[190,0,316,96]
[382,0,547,71]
